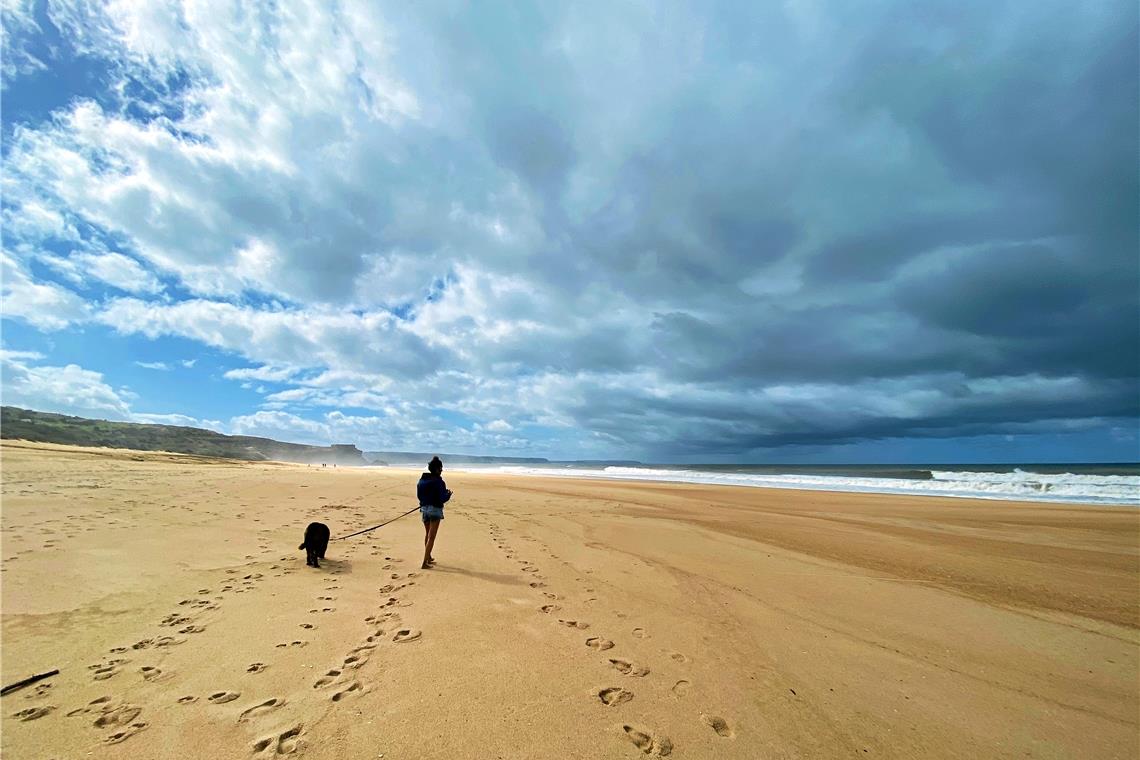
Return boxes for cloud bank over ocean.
[2,1,1137,461]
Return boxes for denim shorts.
[420,505,444,522]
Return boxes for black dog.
[299,522,330,568]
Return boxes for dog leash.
[332,506,421,541]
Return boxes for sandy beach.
[1,440,1137,759]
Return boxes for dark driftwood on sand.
[1,669,59,696]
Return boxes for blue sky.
[1,0,1137,463]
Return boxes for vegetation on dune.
[0,406,366,465]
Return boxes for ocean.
[443,462,1140,506]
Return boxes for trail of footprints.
[36,531,425,751]
[489,520,734,755]
[61,565,266,745]
[300,548,425,725]
[16,511,724,754]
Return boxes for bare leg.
[423,520,435,564]
[422,520,440,569]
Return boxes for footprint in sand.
[275,640,308,649]
[238,698,284,723]
[179,625,206,634]
[313,670,343,689]
[66,696,112,717]
[521,567,538,573]
[539,604,561,614]
[104,721,149,744]
[622,724,673,756]
[139,666,170,682]
[26,683,52,699]
[701,714,734,737]
[598,687,633,706]
[207,691,241,704]
[247,663,268,673]
[529,581,547,589]
[177,696,198,704]
[94,704,142,728]
[89,660,127,681]
[343,652,370,669]
[586,637,615,651]
[609,658,650,677]
[669,652,689,663]
[331,681,365,702]
[671,680,691,697]
[299,623,315,630]
[631,628,648,638]
[558,619,589,630]
[252,725,304,755]
[392,628,422,643]
[13,705,55,721]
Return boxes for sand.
[1,440,1137,760]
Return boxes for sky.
[1,0,1137,464]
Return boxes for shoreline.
[369,462,1140,507]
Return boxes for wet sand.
[2,441,1137,759]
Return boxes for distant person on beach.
[417,456,451,569]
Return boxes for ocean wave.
[457,465,1139,505]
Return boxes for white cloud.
[134,361,170,370]
[223,365,300,383]
[0,349,44,361]
[4,2,429,304]
[45,249,164,294]
[228,408,534,452]
[98,297,444,380]
[1,198,78,241]
[0,0,48,83]
[0,252,90,330]
[229,410,330,442]
[131,412,224,431]
[0,350,133,419]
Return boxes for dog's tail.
[298,541,306,550]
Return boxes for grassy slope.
[0,407,365,464]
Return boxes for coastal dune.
[1,441,1137,759]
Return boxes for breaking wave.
[462,465,1138,505]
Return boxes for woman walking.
[417,456,451,569]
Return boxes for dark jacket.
[417,472,452,508]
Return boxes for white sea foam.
[453,465,1139,505]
